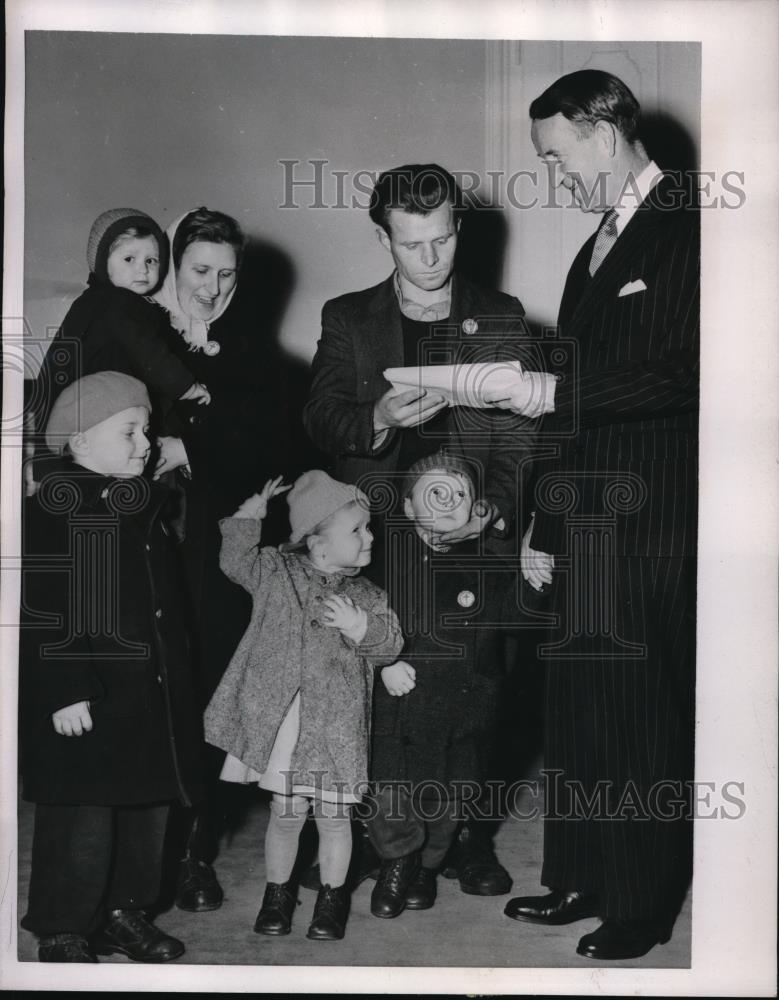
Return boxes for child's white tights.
[266,793,352,888]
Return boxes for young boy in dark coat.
[367,451,541,918]
[19,371,204,963]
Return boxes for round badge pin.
[462,318,478,336]
[204,340,221,356]
[457,589,476,608]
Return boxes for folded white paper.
[383,360,524,409]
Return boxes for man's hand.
[233,476,290,520]
[374,387,448,432]
[381,660,417,696]
[521,518,554,590]
[52,701,92,737]
[322,594,368,643]
[154,436,189,478]
[483,371,557,419]
[436,499,498,545]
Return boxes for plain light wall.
[24,33,700,372]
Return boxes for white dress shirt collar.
[612,160,663,235]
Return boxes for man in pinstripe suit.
[488,70,699,960]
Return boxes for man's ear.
[594,119,618,157]
[376,226,392,253]
[68,431,89,458]
[403,497,415,521]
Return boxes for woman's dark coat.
[160,291,292,699]
[19,462,204,806]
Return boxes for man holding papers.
[493,71,699,961]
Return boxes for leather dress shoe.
[444,826,512,896]
[175,855,224,912]
[93,909,185,962]
[576,919,671,960]
[370,852,421,918]
[38,933,97,963]
[404,867,438,910]
[253,881,299,936]
[504,889,599,925]
[306,883,350,940]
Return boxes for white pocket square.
[618,278,647,297]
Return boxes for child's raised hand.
[52,700,93,737]
[381,660,416,697]
[322,594,368,643]
[180,382,212,405]
[233,476,290,519]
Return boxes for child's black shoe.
[306,883,350,940]
[38,933,97,963]
[93,909,184,962]
[253,881,299,936]
[405,866,438,910]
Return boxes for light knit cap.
[45,371,150,453]
[287,470,369,543]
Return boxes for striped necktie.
[589,209,619,275]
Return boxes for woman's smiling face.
[175,240,238,321]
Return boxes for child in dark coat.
[20,371,204,963]
[367,450,538,918]
[33,208,210,460]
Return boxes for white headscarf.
[153,210,238,353]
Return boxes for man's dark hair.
[369,163,465,235]
[529,69,641,142]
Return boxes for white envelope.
[618,278,648,297]
[383,360,524,409]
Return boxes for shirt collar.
[611,160,663,235]
[393,271,452,322]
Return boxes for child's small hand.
[180,382,212,405]
[322,594,368,643]
[381,661,416,696]
[52,701,92,737]
[233,476,291,519]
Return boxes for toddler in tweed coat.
[204,470,402,940]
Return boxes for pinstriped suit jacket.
[530,176,700,558]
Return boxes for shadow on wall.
[455,200,508,291]
[639,110,699,174]
[236,236,328,480]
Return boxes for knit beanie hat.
[287,470,369,543]
[402,449,476,498]
[86,207,168,287]
[45,371,151,453]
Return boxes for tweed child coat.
[204,517,403,798]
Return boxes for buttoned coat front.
[203,518,404,797]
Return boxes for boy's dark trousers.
[367,785,460,868]
[22,802,169,937]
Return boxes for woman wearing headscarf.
[153,206,291,913]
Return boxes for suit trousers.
[22,801,170,937]
[540,555,695,922]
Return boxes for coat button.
[347,443,357,452]
[145,543,151,552]
[155,608,163,619]
[157,675,163,684]
[311,619,320,628]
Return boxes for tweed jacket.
[529,176,700,558]
[203,517,403,797]
[303,273,539,544]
